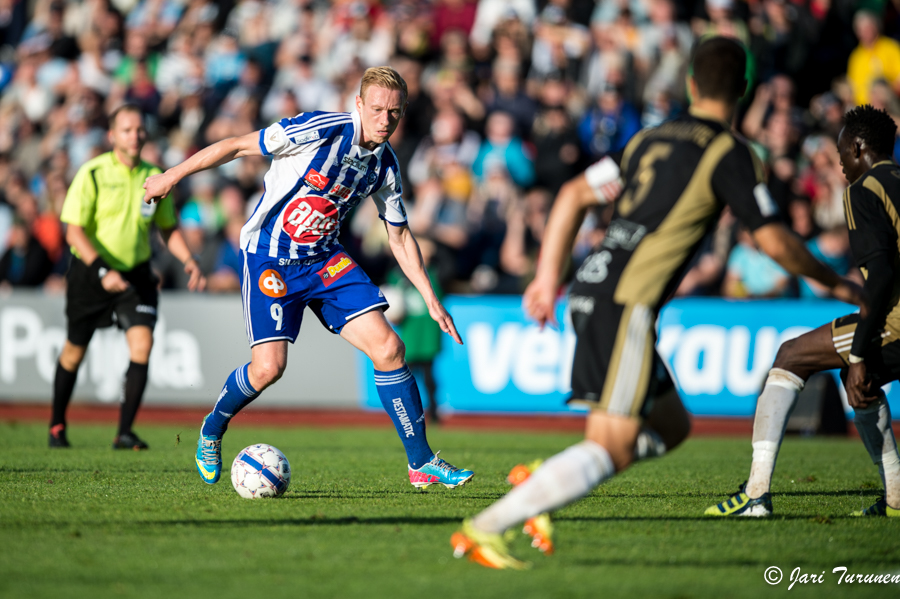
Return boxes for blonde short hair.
[359,66,408,102]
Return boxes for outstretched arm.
[385,223,463,345]
[523,162,620,327]
[752,222,867,308]
[143,131,262,204]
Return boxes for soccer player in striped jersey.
[143,67,474,490]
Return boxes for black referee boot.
[113,431,149,450]
[49,424,71,448]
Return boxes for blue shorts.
[241,247,388,346]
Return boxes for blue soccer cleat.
[705,481,772,517]
[409,451,474,489]
[195,414,222,484]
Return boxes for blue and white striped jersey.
[241,109,407,260]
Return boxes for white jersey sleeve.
[583,156,623,204]
[370,166,407,226]
[257,111,352,157]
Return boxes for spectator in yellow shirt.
[847,10,900,106]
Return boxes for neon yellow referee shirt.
[60,152,177,272]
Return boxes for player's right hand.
[143,171,174,204]
[832,278,869,314]
[427,299,463,345]
[846,361,880,408]
[523,276,558,328]
[101,270,130,293]
[184,259,207,292]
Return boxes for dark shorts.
[568,294,675,420]
[65,257,159,346]
[831,313,900,386]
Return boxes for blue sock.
[203,364,260,437]
[375,365,433,469]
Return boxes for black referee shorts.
[65,257,160,346]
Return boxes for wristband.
[89,257,111,284]
[848,354,864,364]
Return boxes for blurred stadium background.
[0,0,898,428]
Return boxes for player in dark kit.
[708,104,900,518]
[50,104,205,450]
[450,37,866,569]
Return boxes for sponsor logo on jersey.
[281,195,339,245]
[342,155,366,171]
[328,182,352,199]
[292,130,320,144]
[278,257,322,266]
[568,295,595,315]
[316,252,356,287]
[258,269,287,298]
[304,168,330,191]
[601,220,646,251]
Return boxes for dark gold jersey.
[571,109,780,309]
[843,161,900,340]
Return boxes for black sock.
[119,362,149,436]
[51,361,78,428]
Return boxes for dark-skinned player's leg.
[707,323,845,515]
[771,323,847,379]
[746,324,843,499]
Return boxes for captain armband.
[848,354,865,364]
[583,156,623,205]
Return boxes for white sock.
[471,440,615,534]
[854,397,900,508]
[745,368,804,498]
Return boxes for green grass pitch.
[1,421,898,599]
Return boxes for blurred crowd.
[0,0,897,299]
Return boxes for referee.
[49,104,205,449]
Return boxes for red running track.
[2,402,888,436]
[1,402,757,435]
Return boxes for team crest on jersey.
[328,182,352,199]
[317,252,356,287]
[282,195,339,245]
[258,269,287,298]
[304,168,330,191]
[342,155,366,171]
[367,171,377,184]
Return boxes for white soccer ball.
[231,444,291,499]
